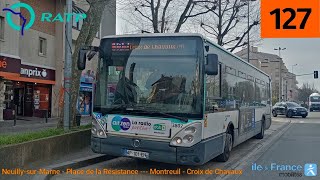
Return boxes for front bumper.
[310,106,320,110]
[91,134,224,166]
[292,111,308,116]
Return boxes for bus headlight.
[172,137,182,145]
[170,122,202,147]
[98,129,104,136]
[92,116,107,138]
[185,126,196,134]
[183,134,194,143]
[92,126,97,135]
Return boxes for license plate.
[124,149,149,159]
[301,112,306,114]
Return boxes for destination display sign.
[103,37,199,56]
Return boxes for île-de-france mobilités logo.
[2,2,87,36]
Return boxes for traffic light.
[314,71,319,79]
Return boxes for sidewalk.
[0,116,92,135]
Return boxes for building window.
[39,37,47,56]
[0,16,4,40]
[275,72,280,77]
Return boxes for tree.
[199,0,260,52]
[121,0,215,33]
[58,0,113,128]
[297,83,319,103]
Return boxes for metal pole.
[63,0,72,131]
[285,80,288,101]
[247,1,250,63]
[14,105,17,126]
[45,109,48,123]
[279,62,281,102]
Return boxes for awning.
[5,76,56,85]
[0,72,20,78]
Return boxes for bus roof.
[101,33,270,79]
[310,93,320,97]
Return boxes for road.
[50,112,320,180]
[224,112,320,180]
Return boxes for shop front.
[0,55,21,120]
[4,64,55,119]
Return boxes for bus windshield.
[310,96,320,102]
[94,37,204,119]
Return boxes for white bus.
[309,93,320,111]
[78,34,272,165]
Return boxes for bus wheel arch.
[216,123,234,162]
[255,116,265,139]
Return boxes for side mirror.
[205,54,218,75]
[77,49,88,70]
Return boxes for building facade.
[236,47,298,104]
[0,0,116,120]
[0,0,63,120]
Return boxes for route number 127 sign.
[261,0,320,38]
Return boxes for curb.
[32,154,116,180]
[217,120,292,180]
[205,119,291,180]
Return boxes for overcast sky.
[259,39,320,90]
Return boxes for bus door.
[238,107,256,137]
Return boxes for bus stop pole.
[45,109,48,123]
[14,105,17,126]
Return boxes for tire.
[310,109,313,112]
[216,131,233,162]
[255,120,265,139]
[302,115,307,118]
[287,111,293,118]
[272,110,277,117]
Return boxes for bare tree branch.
[161,0,172,33]
[135,7,153,22]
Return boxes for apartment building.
[236,47,298,103]
[0,0,64,120]
[0,0,116,120]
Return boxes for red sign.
[0,56,21,74]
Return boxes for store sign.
[21,68,47,78]
[20,64,55,81]
[0,56,21,74]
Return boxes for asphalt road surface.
[50,112,314,180]
[224,112,320,180]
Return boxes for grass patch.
[0,124,91,147]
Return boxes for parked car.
[272,102,308,118]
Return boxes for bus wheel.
[217,131,232,162]
[272,110,277,117]
[255,120,265,139]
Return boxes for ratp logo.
[2,2,35,36]
[2,2,86,36]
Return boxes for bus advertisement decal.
[107,115,171,137]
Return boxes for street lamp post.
[241,0,256,63]
[274,47,286,58]
[291,64,298,74]
[274,47,286,102]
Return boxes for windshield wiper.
[108,103,134,113]
[128,109,189,123]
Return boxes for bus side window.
[205,64,221,113]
